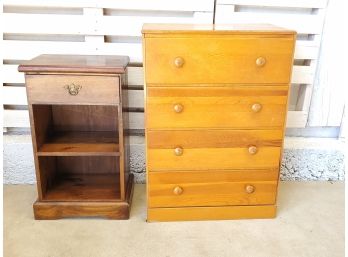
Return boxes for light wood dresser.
[19,55,134,219]
[142,24,296,221]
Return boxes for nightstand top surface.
[18,54,129,74]
[142,23,296,35]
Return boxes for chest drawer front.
[147,147,281,171]
[148,172,277,208]
[145,36,294,84]
[146,86,288,129]
[26,75,120,105]
[147,129,282,149]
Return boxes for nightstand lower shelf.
[34,174,134,220]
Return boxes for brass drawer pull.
[245,185,255,194]
[173,186,183,195]
[256,57,266,67]
[248,145,258,155]
[173,103,184,113]
[64,83,82,96]
[174,147,183,156]
[251,103,262,113]
[174,57,185,68]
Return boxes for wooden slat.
[291,66,314,84]
[87,15,213,37]
[217,0,327,9]
[215,12,324,34]
[3,108,306,129]
[3,86,144,109]
[2,40,317,64]
[2,41,142,63]
[3,0,214,12]
[3,110,144,129]
[294,42,319,60]
[2,87,28,105]
[3,13,212,37]
[3,13,96,35]
[2,65,144,86]
[286,111,308,128]
[2,64,314,86]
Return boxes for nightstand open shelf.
[20,54,133,219]
[37,131,120,156]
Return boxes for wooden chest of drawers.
[143,24,296,221]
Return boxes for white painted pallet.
[215,0,328,128]
[2,0,330,129]
[2,0,214,130]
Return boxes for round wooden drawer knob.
[256,57,266,67]
[248,145,258,155]
[173,103,184,113]
[245,185,255,194]
[173,186,184,195]
[174,57,185,68]
[251,103,262,113]
[174,147,183,156]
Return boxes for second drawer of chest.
[147,146,281,171]
[146,86,288,129]
[148,171,278,208]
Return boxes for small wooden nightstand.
[19,54,134,219]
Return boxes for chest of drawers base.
[143,24,296,222]
[148,205,276,222]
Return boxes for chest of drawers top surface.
[142,23,295,35]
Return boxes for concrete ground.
[4,182,344,257]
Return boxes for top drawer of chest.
[144,36,295,84]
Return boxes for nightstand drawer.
[147,146,281,171]
[148,172,277,207]
[144,36,294,84]
[146,86,288,129]
[26,75,120,105]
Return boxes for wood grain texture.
[148,180,277,207]
[22,55,133,219]
[143,24,295,221]
[43,173,121,202]
[26,74,120,105]
[147,204,276,221]
[146,86,288,129]
[148,147,280,171]
[149,170,279,183]
[18,54,129,74]
[33,174,134,220]
[147,129,283,148]
[142,23,295,34]
[144,36,295,84]
[37,131,119,156]
[51,105,118,131]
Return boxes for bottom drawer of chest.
[148,171,278,208]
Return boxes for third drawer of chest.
[147,129,283,171]
[146,86,288,129]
